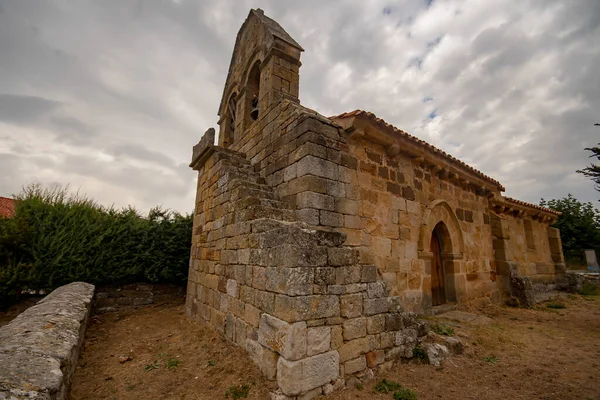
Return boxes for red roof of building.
[504,196,561,216]
[0,197,16,218]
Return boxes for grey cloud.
[0,94,96,145]
[0,94,60,125]
[107,143,176,168]
[0,0,598,213]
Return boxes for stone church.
[186,9,565,398]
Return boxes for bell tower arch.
[217,9,304,149]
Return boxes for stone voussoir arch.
[418,199,465,258]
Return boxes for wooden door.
[431,232,446,306]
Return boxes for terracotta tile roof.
[504,196,561,216]
[0,196,15,218]
[332,110,505,191]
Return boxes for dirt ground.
[69,295,600,400]
[71,302,276,400]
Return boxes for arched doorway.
[431,228,446,306]
[419,200,464,307]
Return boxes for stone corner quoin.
[185,8,565,398]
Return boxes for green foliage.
[374,380,417,399]
[374,379,402,393]
[225,384,250,399]
[431,324,454,336]
[539,194,600,263]
[483,355,499,364]
[144,360,159,372]
[546,302,566,309]
[576,140,600,192]
[166,358,183,370]
[412,345,428,362]
[0,184,192,306]
[393,388,418,400]
[579,283,599,296]
[207,360,216,366]
[355,382,364,391]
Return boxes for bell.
[250,95,259,120]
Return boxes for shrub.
[394,388,418,400]
[374,379,401,393]
[579,283,599,296]
[0,184,192,306]
[431,324,454,336]
[225,384,250,399]
[412,345,428,362]
[483,355,499,364]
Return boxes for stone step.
[229,197,287,211]
[214,148,250,165]
[235,205,298,222]
[228,178,271,191]
[230,187,277,202]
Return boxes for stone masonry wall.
[338,135,498,310]
[491,213,565,305]
[188,7,564,398]
[0,282,94,400]
[188,128,430,398]
[94,283,185,313]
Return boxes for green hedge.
[0,185,192,306]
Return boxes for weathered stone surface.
[330,325,343,350]
[307,326,331,356]
[340,293,362,318]
[510,273,536,307]
[366,315,385,335]
[363,298,388,315]
[266,267,314,296]
[314,267,336,285]
[277,351,340,396]
[0,282,95,400]
[274,295,340,322]
[226,279,239,298]
[423,343,450,367]
[344,356,367,375]
[366,350,385,367]
[343,318,367,341]
[297,386,323,400]
[328,248,358,266]
[338,337,370,363]
[258,314,307,361]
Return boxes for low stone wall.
[0,282,94,400]
[94,283,185,312]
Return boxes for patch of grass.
[207,360,216,366]
[166,358,183,370]
[355,382,364,391]
[393,388,418,400]
[483,355,499,364]
[472,322,524,351]
[431,324,454,336]
[225,384,250,399]
[546,302,566,309]
[579,283,599,296]
[143,360,159,372]
[374,379,402,393]
[412,345,428,362]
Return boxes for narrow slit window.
[524,219,536,250]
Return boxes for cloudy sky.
[1,0,598,213]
